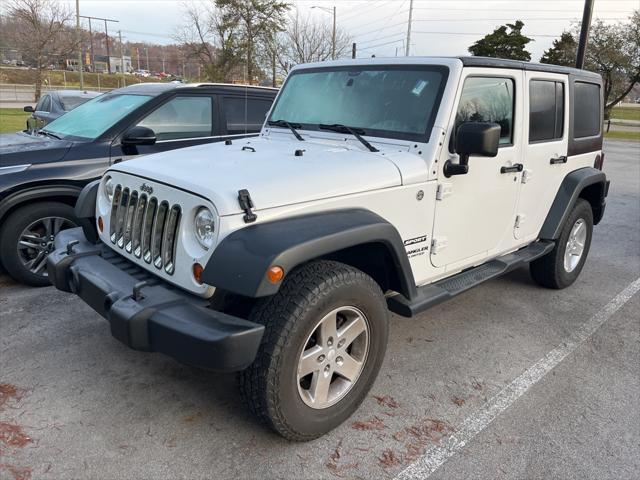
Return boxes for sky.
[65,0,638,61]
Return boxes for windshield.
[268,65,448,142]
[43,93,152,141]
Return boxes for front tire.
[530,199,593,289]
[239,260,389,441]
[0,202,77,287]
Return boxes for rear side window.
[455,76,515,145]
[223,97,272,134]
[37,95,52,112]
[573,82,601,138]
[529,80,564,142]
[138,96,213,141]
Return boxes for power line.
[412,30,561,38]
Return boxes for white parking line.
[395,277,640,480]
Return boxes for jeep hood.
[111,137,403,215]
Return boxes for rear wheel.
[0,202,77,286]
[239,260,389,441]
[530,199,593,289]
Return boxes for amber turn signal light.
[193,263,204,284]
[267,265,284,284]
[97,216,104,233]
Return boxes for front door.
[431,70,523,269]
[110,94,218,164]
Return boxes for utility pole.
[75,0,84,88]
[406,0,414,56]
[272,46,277,87]
[136,47,140,70]
[145,48,150,71]
[575,0,594,69]
[352,42,356,59]
[118,30,126,85]
[87,17,94,72]
[332,6,336,60]
[81,16,118,74]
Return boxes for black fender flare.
[74,180,101,243]
[0,184,83,222]
[539,167,607,240]
[202,209,417,299]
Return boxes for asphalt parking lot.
[1,139,639,480]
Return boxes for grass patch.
[0,108,29,134]
[604,129,640,141]
[610,107,640,121]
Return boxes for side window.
[573,82,601,138]
[529,80,564,142]
[223,97,272,134]
[137,96,213,141]
[455,76,515,145]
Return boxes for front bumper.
[47,228,264,371]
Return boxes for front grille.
[109,185,181,275]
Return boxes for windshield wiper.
[39,130,61,140]
[318,124,379,152]
[267,119,304,141]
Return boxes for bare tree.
[174,1,240,82]
[275,12,351,74]
[6,0,76,99]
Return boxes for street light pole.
[75,0,84,88]
[312,5,337,60]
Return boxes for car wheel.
[0,202,78,287]
[530,198,593,289]
[239,260,389,441]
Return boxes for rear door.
[431,69,524,269]
[515,72,569,241]
[220,95,274,139]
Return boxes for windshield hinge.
[436,183,452,201]
[431,237,448,255]
[238,189,257,223]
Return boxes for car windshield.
[43,93,152,141]
[60,94,97,111]
[268,65,448,142]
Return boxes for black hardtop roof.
[458,56,601,81]
[109,82,278,97]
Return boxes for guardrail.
[0,83,113,102]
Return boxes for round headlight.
[104,176,114,202]
[194,207,215,250]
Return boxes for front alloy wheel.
[297,306,370,409]
[239,260,389,441]
[17,216,76,276]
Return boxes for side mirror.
[23,105,34,113]
[122,126,157,146]
[444,122,501,177]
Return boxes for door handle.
[550,156,567,165]
[500,163,523,174]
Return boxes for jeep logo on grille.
[140,183,153,195]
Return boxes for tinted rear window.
[223,97,272,134]
[529,80,564,142]
[573,82,601,138]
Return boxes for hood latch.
[238,189,257,223]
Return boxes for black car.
[0,82,277,286]
[23,89,102,130]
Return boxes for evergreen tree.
[468,20,532,61]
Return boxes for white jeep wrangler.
[48,57,608,440]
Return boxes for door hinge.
[521,169,533,184]
[514,214,526,229]
[436,183,453,200]
[431,237,448,254]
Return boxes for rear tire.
[0,202,77,287]
[239,260,389,441]
[530,199,593,289]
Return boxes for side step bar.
[387,241,555,318]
